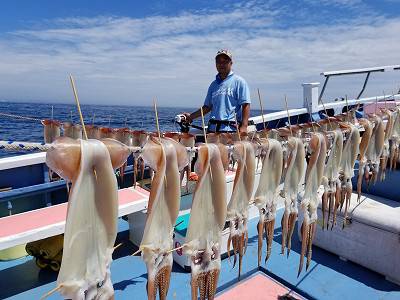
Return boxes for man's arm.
[239,103,250,133]
[183,105,211,123]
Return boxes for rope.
[0,112,42,123]
[0,140,210,155]
[0,141,51,152]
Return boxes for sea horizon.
[0,101,271,158]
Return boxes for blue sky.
[0,0,399,108]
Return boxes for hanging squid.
[62,122,82,139]
[281,137,305,257]
[85,124,101,139]
[139,136,188,300]
[131,130,149,186]
[321,129,343,230]
[380,109,396,180]
[184,143,227,300]
[390,108,400,170]
[41,119,61,181]
[99,127,113,139]
[338,123,360,228]
[62,121,74,138]
[46,136,130,299]
[356,118,373,200]
[254,138,283,267]
[42,119,61,144]
[114,128,131,184]
[364,116,385,187]
[226,141,255,279]
[298,133,326,276]
[180,133,196,192]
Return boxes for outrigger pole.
[318,65,400,103]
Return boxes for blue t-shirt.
[204,71,251,132]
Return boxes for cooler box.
[298,191,400,284]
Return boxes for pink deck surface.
[216,274,302,300]
[364,101,399,114]
[0,186,149,239]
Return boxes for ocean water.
[0,101,266,158]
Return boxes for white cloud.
[0,1,399,110]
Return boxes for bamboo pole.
[284,95,293,137]
[200,107,208,143]
[257,88,266,130]
[344,95,350,124]
[166,244,185,254]
[69,75,88,140]
[154,99,161,141]
[319,98,332,131]
[113,243,123,252]
[233,112,241,142]
[40,284,63,300]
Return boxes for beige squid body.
[321,129,343,230]
[390,109,400,169]
[281,137,305,257]
[254,138,283,266]
[379,109,395,180]
[184,143,227,300]
[139,137,188,300]
[357,118,373,200]
[298,133,326,276]
[46,137,130,300]
[226,141,255,279]
[42,119,61,143]
[365,116,385,183]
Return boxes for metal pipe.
[356,72,371,99]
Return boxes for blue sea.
[0,101,267,158]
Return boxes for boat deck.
[1,206,399,300]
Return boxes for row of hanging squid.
[41,105,400,300]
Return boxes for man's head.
[215,49,232,79]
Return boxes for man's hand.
[182,106,210,125]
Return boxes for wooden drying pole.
[319,98,332,131]
[344,95,351,124]
[40,285,63,300]
[284,95,293,137]
[69,75,88,140]
[200,107,208,143]
[257,88,267,130]
[200,106,214,179]
[153,99,162,141]
[305,97,317,133]
[233,111,241,142]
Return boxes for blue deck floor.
[1,208,399,300]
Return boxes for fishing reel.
[174,114,203,133]
[174,114,191,133]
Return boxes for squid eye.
[261,208,266,214]
[193,253,203,265]
[194,257,202,265]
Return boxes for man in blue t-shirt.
[183,49,251,133]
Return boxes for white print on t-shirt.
[212,87,234,98]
